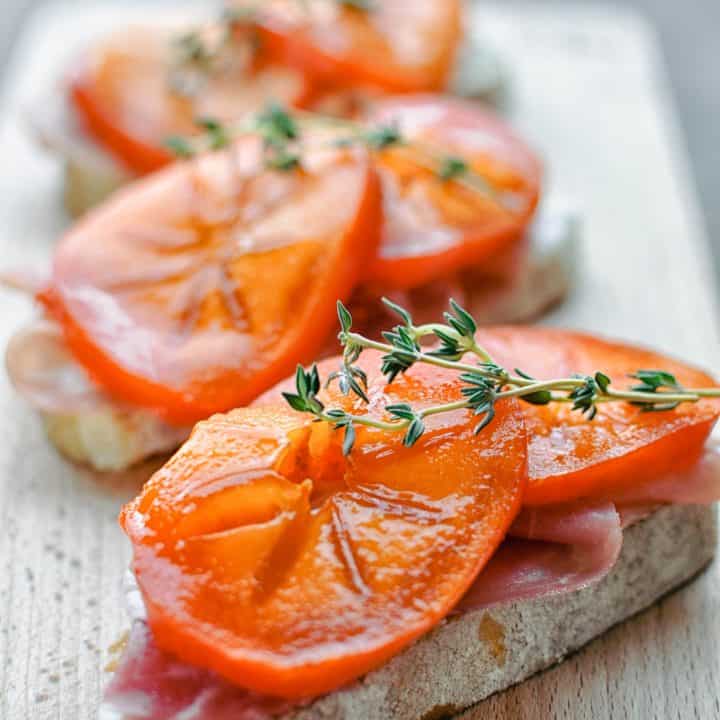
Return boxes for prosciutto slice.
[458,500,622,610]
[100,621,297,720]
[5,319,116,413]
[459,444,720,610]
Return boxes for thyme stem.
[284,299,719,454]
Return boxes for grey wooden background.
[0,0,718,288]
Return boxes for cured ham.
[458,501,622,610]
[6,319,117,414]
[101,621,295,720]
[459,444,720,610]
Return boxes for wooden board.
[0,2,718,718]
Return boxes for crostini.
[101,300,720,718]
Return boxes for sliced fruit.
[42,137,381,425]
[70,25,314,175]
[261,328,719,507]
[479,327,719,505]
[230,0,461,93]
[364,95,542,289]
[121,353,527,698]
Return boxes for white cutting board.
[0,2,718,719]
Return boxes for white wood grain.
[0,2,717,718]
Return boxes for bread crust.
[288,504,716,720]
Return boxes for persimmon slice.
[232,0,462,93]
[364,96,542,289]
[121,352,527,698]
[43,138,381,424]
[478,327,720,505]
[70,25,314,175]
[260,328,719,508]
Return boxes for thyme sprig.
[164,105,302,171]
[283,299,720,454]
[164,107,505,200]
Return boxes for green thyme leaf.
[337,301,353,334]
[364,125,403,151]
[327,365,369,402]
[444,299,477,338]
[342,421,356,455]
[473,405,496,434]
[309,364,321,396]
[428,328,463,360]
[569,376,599,419]
[629,369,682,393]
[438,155,468,182]
[595,371,611,393]
[164,135,195,159]
[195,116,230,150]
[381,297,413,327]
[283,392,308,413]
[324,409,347,420]
[521,391,552,406]
[265,151,301,171]
[295,363,309,397]
[256,103,299,144]
[386,403,416,422]
[404,418,425,447]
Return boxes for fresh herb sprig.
[297,110,500,200]
[165,106,506,204]
[164,105,303,171]
[283,299,720,454]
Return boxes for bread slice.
[41,408,188,472]
[283,504,715,720]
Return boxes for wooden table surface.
[0,3,718,718]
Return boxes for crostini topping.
[279,298,720,504]
[168,99,542,290]
[228,0,462,93]
[69,24,314,174]
[121,365,527,698]
[42,135,381,424]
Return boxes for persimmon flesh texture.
[260,327,719,507]
[232,0,462,93]
[365,96,542,290]
[70,25,313,175]
[45,139,381,424]
[121,352,527,699]
[479,327,719,505]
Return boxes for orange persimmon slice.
[121,351,527,698]
[42,137,381,425]
[260,328,719,508]
[231,0,462,93]
[478,327,720,505]
[70,25,315,175]
[364,95,542,290]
